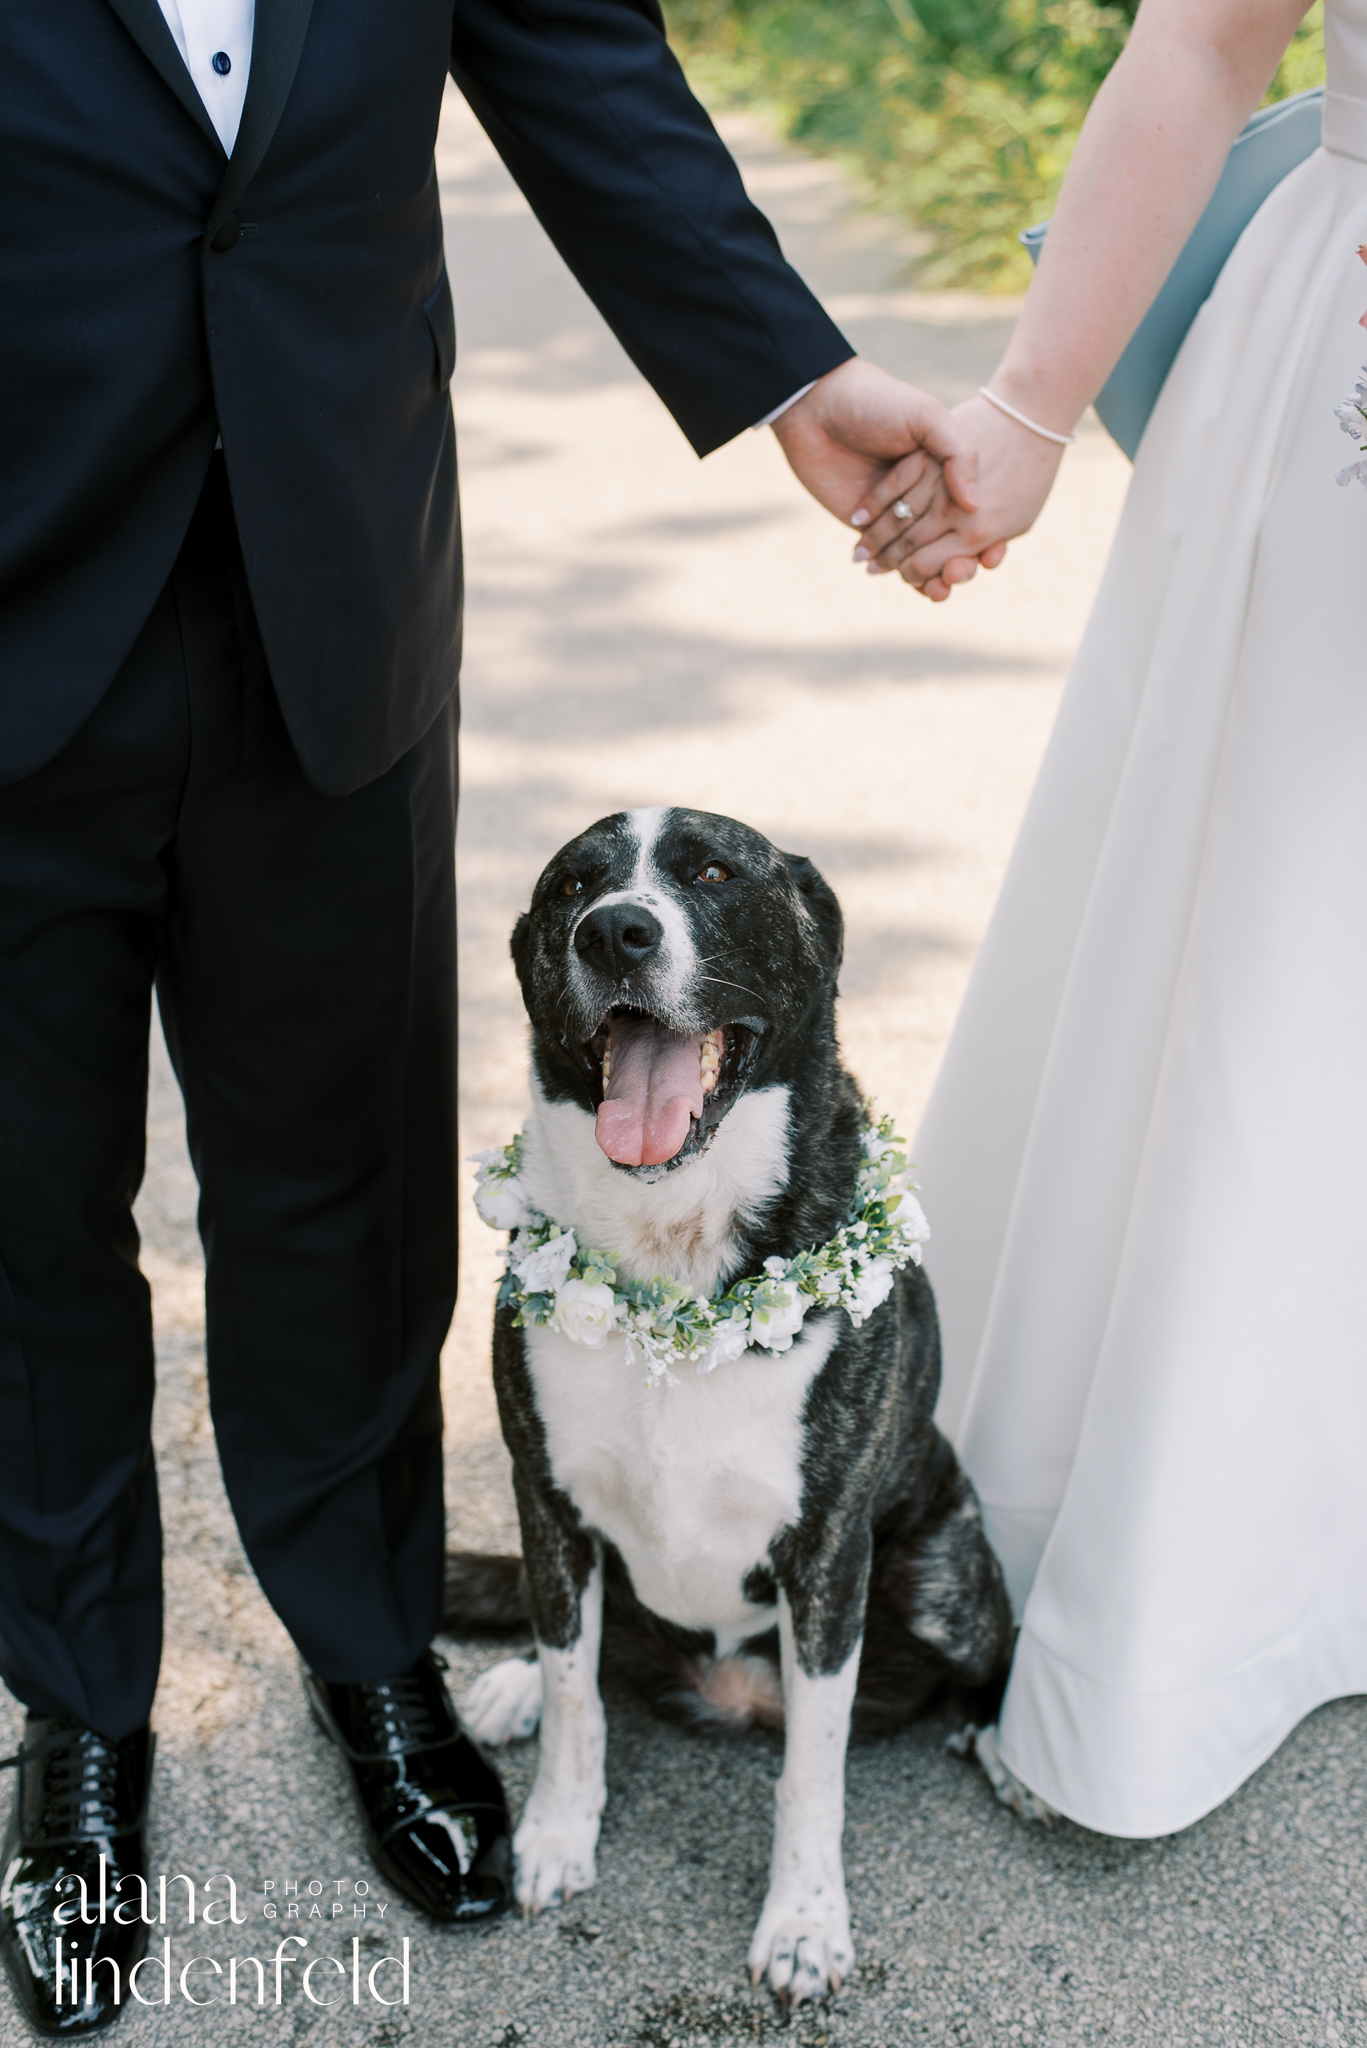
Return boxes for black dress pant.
[0,460,458,1737]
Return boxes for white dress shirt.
[156,0,255,153]
[153,0,813,423]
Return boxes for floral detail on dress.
[1334,372,1367,487]
[1334,247,1367,488]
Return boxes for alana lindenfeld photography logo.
[53,1866,412,2013]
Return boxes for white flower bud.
[553,1277,621,1347]
[846,1256,896,1325]
[473,1175,531,1230]
[750,1286,809,1353]
[513,1229,577,1292]
[697,1320,751,1373]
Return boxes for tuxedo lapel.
[208,0,316,235]
[102,0,226,157]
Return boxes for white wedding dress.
[915,0,1367,1838]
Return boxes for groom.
[0,0,972,2030]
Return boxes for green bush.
[665,0,1326,290]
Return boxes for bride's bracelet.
[978,386,1077,447]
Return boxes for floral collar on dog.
[471,1110,930,1388]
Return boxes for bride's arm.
[991,0,1315,431]
[862,0,1316,592]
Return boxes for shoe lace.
[354,1670,448,1755]
[0,1727,126,1837]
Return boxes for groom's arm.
[447,0,851,456]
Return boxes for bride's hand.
[855,395,1069,596]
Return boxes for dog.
[448,806,1014,2006]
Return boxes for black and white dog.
[452,807,1013,2005]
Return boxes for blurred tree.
[667,0,1322,288]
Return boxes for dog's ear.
[783,852,843,974]
[509,911,533,995]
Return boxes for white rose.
[553,1278,621,1347]
[473,1175,530,1230]
[846,1256,896,1325]
[750,1285,809,1353]
[513,1229,577,1293]
[696,1319,751,1373]
[898,1193,930,1245]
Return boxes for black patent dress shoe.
[0,1718,153,2037]
[305,1650,511,1923]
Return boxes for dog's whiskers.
[696,972,766,1003]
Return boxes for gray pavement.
[4,83,1363,2048]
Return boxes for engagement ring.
[892,499,911,520]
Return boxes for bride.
[848,0,1367,1836]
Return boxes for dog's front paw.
[748,1888,854,2008]
[951,1722,1058,1825]
[462,1656,543,1745]
[513,1794,600,1914]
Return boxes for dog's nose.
[574,901,664,978]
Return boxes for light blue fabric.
[1022,88,1324,458]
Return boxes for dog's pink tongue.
[596,1014,705,1166]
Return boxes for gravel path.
[4,83,1362,2048]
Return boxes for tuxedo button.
[210,217,240,252]
[211,49,232,74]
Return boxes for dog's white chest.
[524,1317,837,1653]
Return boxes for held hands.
[853,393,1066,597]
[773,367,1069,603]
[771,357,981,547]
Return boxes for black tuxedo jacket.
[1,0,850,794]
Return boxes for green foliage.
[665,0,1325,291]
[1270,4,1329,98]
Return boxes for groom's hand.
[771,358,979,537]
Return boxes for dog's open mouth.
[582,1009,758,1170]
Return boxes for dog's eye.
[696,862,731,884]
[560,876,583,899]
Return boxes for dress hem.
[999,1609,1367,1838]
